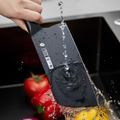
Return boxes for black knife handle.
[24,20,42,36]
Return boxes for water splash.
[59,80,120,120]
[57,1,119,119]
[43,89,62,119]
[18,61,24,70]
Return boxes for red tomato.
[23,74,49,98]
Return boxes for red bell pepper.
[31,87,63,120]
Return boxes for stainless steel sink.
[0,16,120,119]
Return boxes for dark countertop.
[0,86,38,120]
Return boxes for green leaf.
[36,104,44,115]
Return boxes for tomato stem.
[29,71,45,82]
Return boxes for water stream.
[57,1,120,120]
[58,1,69,71]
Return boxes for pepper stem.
[36,104,44,115]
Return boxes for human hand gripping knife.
[24,20,98,108]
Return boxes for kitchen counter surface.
[0,0,120,28]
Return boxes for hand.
[0,0,43,31]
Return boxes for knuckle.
[13,8,22,17]
[41,6,43,11]
[39,6,43,13]
[34,15,41,22]
[40,16,43,24]
[34,15,43,24]
[18,0,24,5]
[39,0,42,5]
[19,0,26,4]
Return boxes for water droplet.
[117,101,120,105]
[62,31,65,35]
[62,36,66,40]
[63,51,68,58]
[63,44,66,49]
[65,54,68,58]
[58,1,63,6]
[64,62,69,70]
[43,100,46,103]
[49,114,53,117]
[18,66,22,70]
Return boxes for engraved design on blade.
[41,48,54,69]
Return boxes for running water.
[58,1,69,71]
[59,80,120,120]
[57,1,120,120]
[42,78,120,120]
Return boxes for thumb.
[11,18,28,32]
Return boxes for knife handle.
[24,20,42,36]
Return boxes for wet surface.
[0,16,120,119]
[0,73,120,119]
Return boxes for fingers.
[22,0,43,14]
[7,0,43,31]
[11,18,28,32]
[20,8,43,24]
[16,0,43,24]
[10,0,43,25]
[30,0,41,5]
